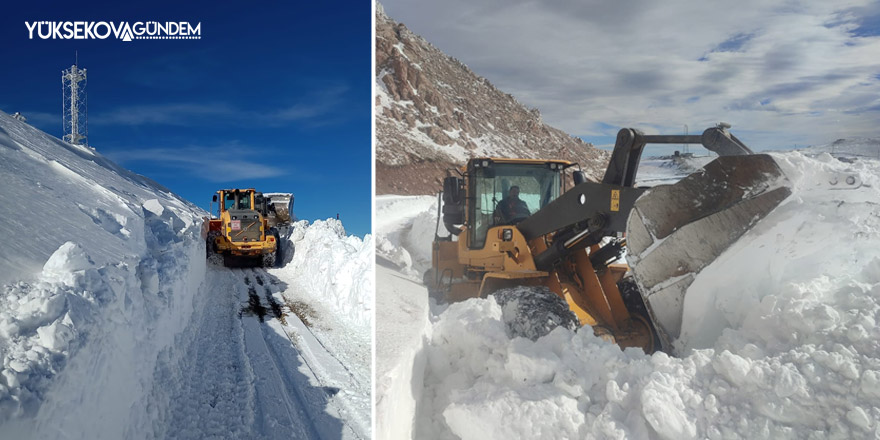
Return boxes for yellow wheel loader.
[203,188,281,268]
[425,124,792,353]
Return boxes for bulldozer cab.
[466,159,568,249]
[209,189,260,220]
[224,191,252,210]
[213,189,255,215]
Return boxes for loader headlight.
[502,228,513,241]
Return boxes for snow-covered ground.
[636,155,715,186]
[0,110,372,439]
[801,138,880,161]
[376,149,880,439]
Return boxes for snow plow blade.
[626,154,792,351]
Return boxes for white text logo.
[25,21,202,42]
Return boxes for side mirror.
[442,176,464,235]
[212,194,218,202]
[442,176,463,204]
[573,171,588,186]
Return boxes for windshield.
[470,163,561,249]
[224,192,252,210]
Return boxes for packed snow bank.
[376,265,431,440]
[376,195,438,279]
[284,219,373,331]
[0,111,205,438]
[375,196,438,440]
[266,219,374,438]
[379,152,880,439]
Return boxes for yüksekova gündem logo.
[25,21,201,42]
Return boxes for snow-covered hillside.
[376,152,880,439]
[802,137,880,161]
[0,110,372,439]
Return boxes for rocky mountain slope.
[376,4,609,195]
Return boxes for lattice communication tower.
[62,55,88,146]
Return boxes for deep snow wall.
[375,196,438,439]
[376,266,431,440]
[0,111,207,439]
[286,219,373,332]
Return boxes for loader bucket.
[267,194,293,226]
[626,154,791,351]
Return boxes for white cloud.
[91,103,237,126]
[91,84,351,127]
[106,143,286,182]
[382,0,880,149]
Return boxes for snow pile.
[677,152,880,352]
[285,219,373,331]
[379,152,880,439]
[375,195,438,279]
[0,110,205,438]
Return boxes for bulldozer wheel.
[206,231,224,265]
[422,268,449,302]
[206,231,220,256]
[262,252,277,268]
[618,276,662,353]
[493,286,579,341]
[422,268,437,288]
[270,227,283,265]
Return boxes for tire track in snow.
[253,270,366,439]
[243,269,356,439]
[238,305,321,437]
[160,267,351,439]
[256,271,354,380]
[162,267,256,439]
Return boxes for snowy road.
[157,265,367,440]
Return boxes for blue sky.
[383,0,880,153]
[1,0,372,237]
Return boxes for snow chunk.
[42,242,94,275]
[142,198,164,216]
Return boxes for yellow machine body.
[427,157,656,352]
[428,126,794,354]
[203,188,278,266]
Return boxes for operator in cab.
[494,185,531,224]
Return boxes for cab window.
[469,163,561,249]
